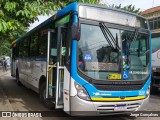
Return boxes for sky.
[102,0,160,11]
[28,0,160,31]
[28,13,55,31]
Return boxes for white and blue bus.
[150,35,160,92]
[11,2,151,116]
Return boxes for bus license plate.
[114,106,127,111]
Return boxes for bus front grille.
[94,84,142,91]
[97,103,140,114]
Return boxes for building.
[141,6,160,36]
[142,6,160,92]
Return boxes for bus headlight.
[146,86,150,97]
[74,82,90,101]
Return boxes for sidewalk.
[0,66,17,120]
[0,66,10,78]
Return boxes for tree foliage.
[0,0,100,34]
[0,0,100,56]
[0,1,142,56]
[0,0,58,34]
[0,40,11,56]
[112,4,141,15]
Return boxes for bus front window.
[127,33,150,80]
[77,23,150,80]
[78,24,121,80]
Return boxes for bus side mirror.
[71,23,80,41]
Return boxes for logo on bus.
[83,54,92,61]
[120,96,125,100]
[139,90,145,95]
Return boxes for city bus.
[11,2,151,116]
[151,35,160,92]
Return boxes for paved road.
[0,69,159,120]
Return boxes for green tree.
[0,0,100,56]
[0,40,11,56]
[0,0,100,34]
[112,4,141,15]
[0,0,59,34]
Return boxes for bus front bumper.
[70,95,149,116]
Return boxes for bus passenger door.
[46,29,57,101]
[46,26,68,110]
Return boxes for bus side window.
[39,33,48,58]
[19,38,29,58]
[30,33,38,57]
[49,32,57,65]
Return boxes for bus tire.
[16,69,21,86]
[40,82,54,109]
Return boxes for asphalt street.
[0,68,160,120]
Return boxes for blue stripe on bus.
[71,40,88,85]
[56,2,78,19]
[70,3,89,86]
[84,76,151,97]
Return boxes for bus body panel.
[70,75,150,98]
[17,59,46,93]
[63,67,71,112]
[70,77,150,116]
[83,78,151,98]
[151,37,160,90]
[70,94,149,116]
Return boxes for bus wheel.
[16,69,21,86]
[40,82,54,109]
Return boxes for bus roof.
[12,2,147,45]
[78,3,146,20]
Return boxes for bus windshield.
[77,23,150,81]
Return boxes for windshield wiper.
[125,29,138,59]
[99,23,114,48]
[129,29,138,50]
[99,22,120,50]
